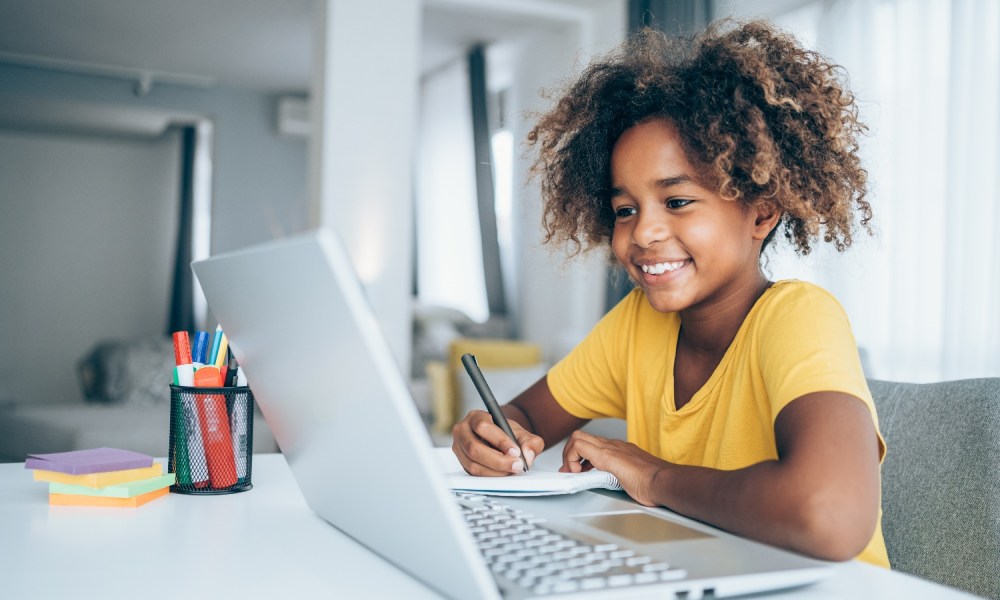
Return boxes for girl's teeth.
[641,260,686,275]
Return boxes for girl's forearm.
[649,460,874,561]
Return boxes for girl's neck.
[678,274,772,357]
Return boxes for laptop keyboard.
[456,492,688,596]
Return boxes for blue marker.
[192,331,210,365]
[208,325,224,365]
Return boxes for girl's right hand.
[452,409,544,476]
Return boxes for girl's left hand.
[560,430,669,506]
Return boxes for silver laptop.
[192,229,832,599]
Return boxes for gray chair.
[869,378,1000,599]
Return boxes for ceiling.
[0,0,552,93]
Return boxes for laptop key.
[580,577,608,590]
[552,581,581,593]
[635,572,659,584]
[660,569,688,581]
[608,574,635,587]
[582,563,612,576]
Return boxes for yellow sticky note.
[33,463,164,488]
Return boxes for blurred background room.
[0,0,996,461]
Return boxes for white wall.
[505,1,628,362]
[309,0,422,371]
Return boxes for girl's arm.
[562,391,881,562]
[452,375,589,475]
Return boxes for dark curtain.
[629,0,712,35]
[604,0,714,312]
[166,125,196,335]
[468,45,507,320]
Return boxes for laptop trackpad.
[575,511,710,544]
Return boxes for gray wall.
[0,127,180,406]
[0,63,309,406]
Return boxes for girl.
[452,20,888,567]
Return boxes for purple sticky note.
[24,447,154,475]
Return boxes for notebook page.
[445,468,622,496]
[435,448,622,496]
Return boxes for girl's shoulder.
[753,279,850,326]
[764,279,843,305]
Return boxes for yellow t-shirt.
[547,280,890,568]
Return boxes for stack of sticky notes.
[25,447,175,508]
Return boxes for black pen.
[224,348,239,387]
[460,353,528,472]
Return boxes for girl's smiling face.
[609,118,777,315]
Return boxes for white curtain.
[415,60,490,323]
[764,0,1000,383]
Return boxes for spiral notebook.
[436,448,622,496]
[446,468,623,496]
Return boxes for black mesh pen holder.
[168,385,254,494]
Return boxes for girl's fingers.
[512,424,544,469]
[562,434,601,472]
[453,411,528,474]
[453,434,519,475]
[469,411,523,458]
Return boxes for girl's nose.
[632,211,669,248]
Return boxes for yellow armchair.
[428,338,544,433]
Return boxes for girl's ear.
[752,202,782,241]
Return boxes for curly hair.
[528,19,872,256]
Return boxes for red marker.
[194,366,237,488]
[172,331,192,365]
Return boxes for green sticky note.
[49,474,176,498]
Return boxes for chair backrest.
[868,378,1000,599]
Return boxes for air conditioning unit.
[276,95,310,139]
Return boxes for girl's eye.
[666,198,693,209]
[614,206,637,219]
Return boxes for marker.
[172,331,192,365]
[194,366,238,488]
[208,325,224,365]
[172,364,195,386]
[192,331,210,365]
[213,332,229,370]
[224,350,239,387]
[194,364,224,387]
[460,353,528,472]
[171,331,196,486]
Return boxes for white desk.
[0,454,976,599]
